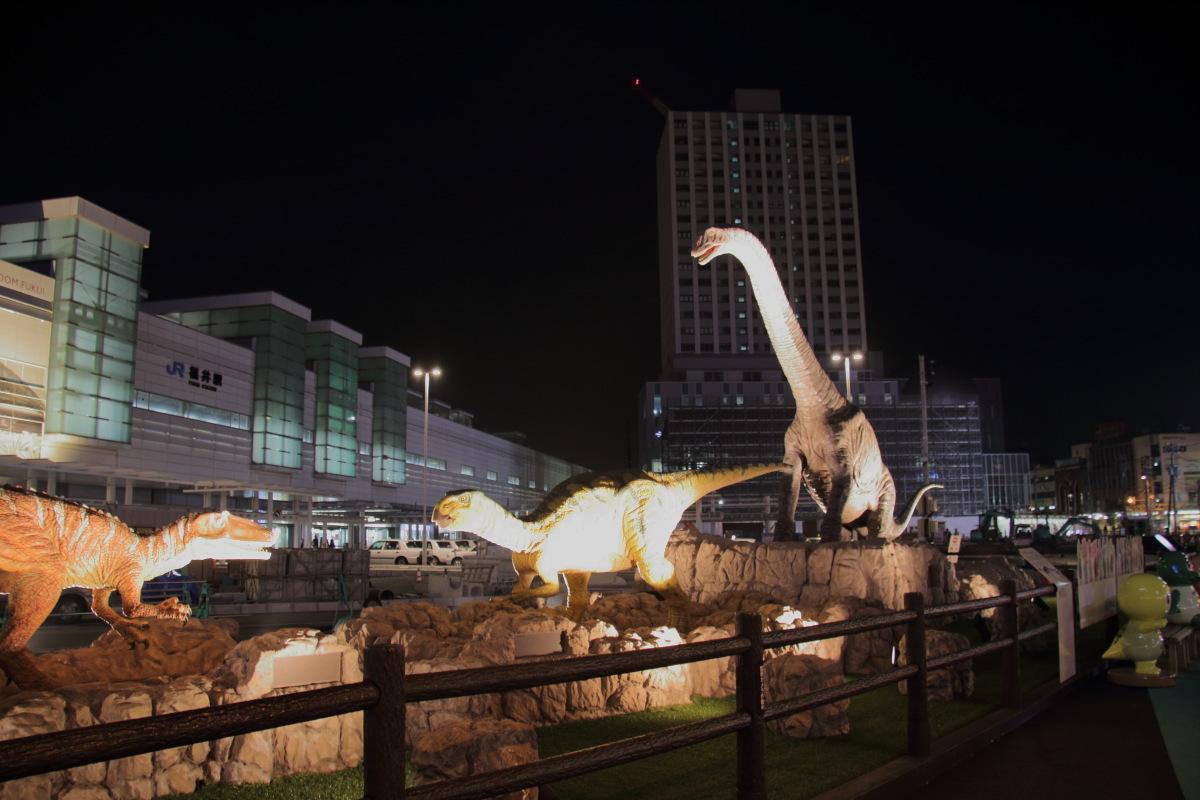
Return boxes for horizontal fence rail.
[0,580,1058,800]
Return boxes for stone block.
[411,718,539,800]
[763,654,849,738]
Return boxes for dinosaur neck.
[723,231,847,413]
[474,500,542,553]
[130,518,194,575]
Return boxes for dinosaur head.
[431,490,492,533]
[1158,551,1200,586]
[182,511,274,561]
[691,227,735,265]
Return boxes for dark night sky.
[6,4,1197,469]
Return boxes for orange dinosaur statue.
[0,485,274,689]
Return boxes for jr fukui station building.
[0,197,586,547]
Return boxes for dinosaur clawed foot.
[151,597,193,622]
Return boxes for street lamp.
[831,352,863,399]
[412,366,441,534]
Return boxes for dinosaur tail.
[673,462,788,503]
[892,482,943,531]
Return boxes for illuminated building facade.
[656,89,865,375]
[0,198,585,546]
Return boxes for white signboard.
[946,533,963,564]
[1019,547,1077,681]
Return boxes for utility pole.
[918,355,933,540]
[1165,443,1181,533]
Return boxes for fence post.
[1000,578,1021,709]
[903,591,930,757]
[364,643,407,799]
[735,612,767,800]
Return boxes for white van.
[368,539,428,565]
[367,539,475,566]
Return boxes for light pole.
[831,352,863,400]
[412,366,441,535]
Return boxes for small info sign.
[1018,547,1076,682]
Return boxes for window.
[461,465,475,476]
[487,471,498,481]
[507,476,520,486]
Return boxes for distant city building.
[640,90,1014,534]
[0,198,586,546]
[1038,425,1198,534]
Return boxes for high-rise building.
[656,89,866,377]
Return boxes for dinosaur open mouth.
[694,245,719,264]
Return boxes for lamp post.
[412,366,441,534]
[831,352,863,400]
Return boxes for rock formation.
[0,533,1026,799]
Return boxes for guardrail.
[0,579,1055,799]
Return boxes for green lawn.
[163,612,1088,800]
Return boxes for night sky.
[6,4,1196,469]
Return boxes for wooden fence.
[0,580,1056,800]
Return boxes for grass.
[162,613,1088,800]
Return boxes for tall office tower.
[657,89,866,377]
[641,90,871,511]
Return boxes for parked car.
[367,538,477,566]
[1,588,106,625]
[368,539,429,565]
[426,540,476,566]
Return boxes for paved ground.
[898,664,1199,800]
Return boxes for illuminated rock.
[26,618,237,688]
[666,532,954,613]
[763,654,849,738]
[897,629,975,701]
[411,718,539,800]
[955,558,1051,650]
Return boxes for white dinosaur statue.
[691,227,940,542]
[431,463,785,631]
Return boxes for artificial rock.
[411,718,539,800]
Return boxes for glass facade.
[175,304,306,468]
[306,328,359,477]
[358,352,407,484]
[982,453,1033,510]
[0,215,143,442]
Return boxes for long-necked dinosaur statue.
[691,227,940,542]
[432,462,785,631]
[0,485,274,689]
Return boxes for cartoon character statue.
[1103,573,1171,681]
[1156,551,1200,626]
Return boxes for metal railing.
[0,579,1055,800]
